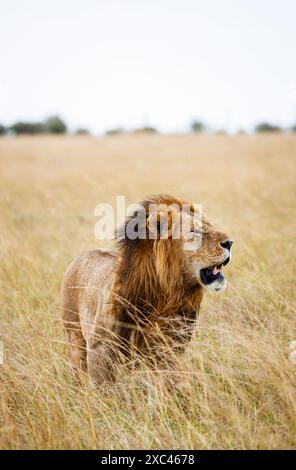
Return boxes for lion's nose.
[220,240,233,251]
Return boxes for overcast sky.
[0,0,296,133]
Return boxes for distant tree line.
[0,116,67,136]
[254,122,282,133]
[105,126,158,136]
[189,120,296,134]
[255,122,296,133]
[1,116,296,137]
[191,121,296,134]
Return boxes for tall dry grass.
[0,134,295,449]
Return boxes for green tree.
[105,127,125,136]
[45,115,67,134]
[191,120,205,133]
[75,128,90,135]
[0,124,6,136]
[255,122,282,133]
[133,126,157,134]
[10,121,46,135]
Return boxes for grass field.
[0,134,296,449]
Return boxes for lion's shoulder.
[62,249,117,287]
[72,248,117,267]
[81,248,117,259]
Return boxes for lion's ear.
[147,209,176,239]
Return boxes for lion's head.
[181,215,233,292]
[117,195,233,297]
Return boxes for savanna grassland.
[0,134,296,449]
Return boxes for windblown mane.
[111,195,203,352]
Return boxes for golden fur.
[61,195,232,387]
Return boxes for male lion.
[61,195,233,387]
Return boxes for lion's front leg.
[86,342,117,388]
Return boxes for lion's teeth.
[213,266,218,274]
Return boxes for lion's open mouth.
[200,256,230,285]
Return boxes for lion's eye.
[192,230,202,237]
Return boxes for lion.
[61,195,233,387]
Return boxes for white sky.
[0,0,296,133]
